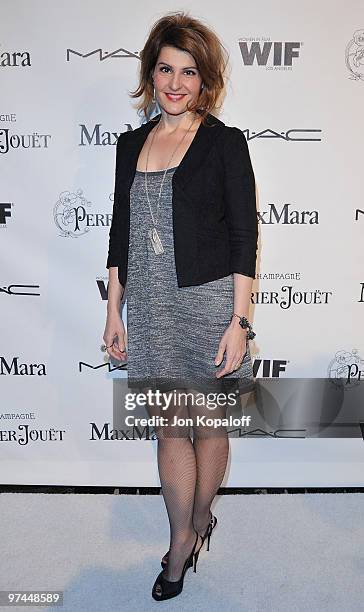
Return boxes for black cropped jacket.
[106,112,258,288]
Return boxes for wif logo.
[253,359,288,377]
[96,279,108,301]
[0,202,12,226]
[238,38,302,69]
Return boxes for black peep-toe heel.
[160,511,217,568]
[152,531,200,601]
[203,512,218,551]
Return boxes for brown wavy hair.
[129,11,230,124]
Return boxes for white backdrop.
[1,0,363,486]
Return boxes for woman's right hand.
[103,310,128,362]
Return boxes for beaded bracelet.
[230,313,256,340]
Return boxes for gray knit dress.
[125,165,254,394]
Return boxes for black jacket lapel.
[122,112,225,191]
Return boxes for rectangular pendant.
[148,227,164,254]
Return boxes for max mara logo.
[258,203,319,224]
[0,45,31,67]
[0,356,46,375]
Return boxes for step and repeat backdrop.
[1,0,363,486]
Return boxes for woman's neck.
[157,110,201,134]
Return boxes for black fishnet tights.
[148,387,230,581]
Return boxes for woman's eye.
[159,66,197,76]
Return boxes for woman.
[103,11,258,601]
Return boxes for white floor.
[1,492,363,611]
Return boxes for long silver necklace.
[144,113,197,254]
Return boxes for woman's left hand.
[214,318,247,378]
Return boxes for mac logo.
[66,47,140,61]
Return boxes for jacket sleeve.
[223,127,258,279]
[106,133,125,270]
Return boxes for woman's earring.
[152,85,156,103]
[199,84,206,110]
